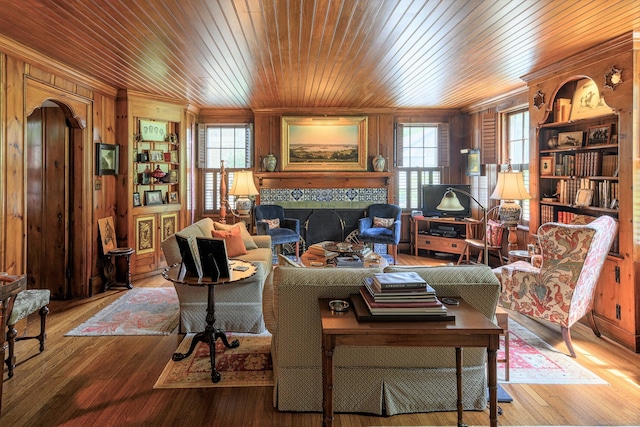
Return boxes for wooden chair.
[458,206,504,265]
[5,285,50,378]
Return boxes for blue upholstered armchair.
[255,204,300,261]
[358,203,402,264]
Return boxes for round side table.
[508,249,531,263]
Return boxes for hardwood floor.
[3,253,640,426]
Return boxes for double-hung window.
[200,124,253,214]
[395,123,446,210]
[506,109,530,224]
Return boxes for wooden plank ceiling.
[0,0,638,110]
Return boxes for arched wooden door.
[26,104,72,299]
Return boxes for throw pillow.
[486,219,504,247]
[213,221,258,250]
[277,253,302,267]
[373,216,394,229]
[211,226,248,258]
[263,218,280,229]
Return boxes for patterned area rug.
[66,287,179,336]
[154,332,273,388]
[499,320,607,384]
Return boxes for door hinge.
[616,304,621,320]
[615,266,620,283]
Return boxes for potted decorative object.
[372,154,385,172]
[263,153,277,172]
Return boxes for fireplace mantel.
[255,171,393,193]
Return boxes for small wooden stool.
[496,306,510,381]
[102,247,135,292]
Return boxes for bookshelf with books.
[523,33,639,352]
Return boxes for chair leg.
[585,310,601,337]
[5,324,17,379]
[561,326,577,358]
[392,244,397,265]
[295,241,300,262]
[37,305,49,352]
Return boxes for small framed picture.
[149,150,164,162]
[574,188,594,207]
[558,131,583,147]
[133,192,142,207]
[167,191,179,204]
[95,143,120,175]
[587,124,611,146]
[170,150,178,163]
[137,152,149,162]
[168,169,179,183]
[144,190,163,206]
[540,156,555,176]
[466,149,481,176]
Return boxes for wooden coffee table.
[319,297,502,427]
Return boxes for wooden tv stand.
[412,217,479,259]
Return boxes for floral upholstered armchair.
[498,215,617,357]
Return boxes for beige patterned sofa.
[161,218,272,333]
[262,264,500,415]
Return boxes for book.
[372,271,427,290]
[364,279,437,302]
[196,236,231,280]
[334,256,364,268]
[175,234,203,278]
[359,287,447,315]
[307,241,339,257]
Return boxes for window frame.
[501,106,530,226]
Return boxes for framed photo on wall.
[466,149,481,176]
[139,119,168,142]
[95,143,119,175]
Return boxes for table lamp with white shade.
[228,170,259,215]
[489,163,532,226]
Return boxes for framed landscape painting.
[280,116,368,171]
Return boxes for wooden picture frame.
[587,124,611,146]
[168,169,179,183]
[97,216,117,255]
[280,116,368,171]
[558,131,583,147]
[95,143,119,175]
[133,192,142,207]
[167,191,179,204]
[466,149,481,176]
[574,188,594,207]
[569,78,614,121]
[139,119,168,142]
[144,190,163,205]
[135,215,156,255]
[540,156,555,176]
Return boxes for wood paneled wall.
[1,48,118,298]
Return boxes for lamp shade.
[229,171,259,215]
[229,171,259,196]
[490,170,532,226]
[436,190,466,211]
[490,171,531,201]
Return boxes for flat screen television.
[422,184,472,219]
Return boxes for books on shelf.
[359,287,447,315]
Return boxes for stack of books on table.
[360,272,448,316]
[306,241,338,258]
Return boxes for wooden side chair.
[5,287,50,378]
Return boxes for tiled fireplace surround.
[259,187,388,248]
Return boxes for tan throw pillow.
[373,216,394,229]
[263,218,280,229]
[278,253,302,267]
[211,226,247,258]
[213,221,258,250]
